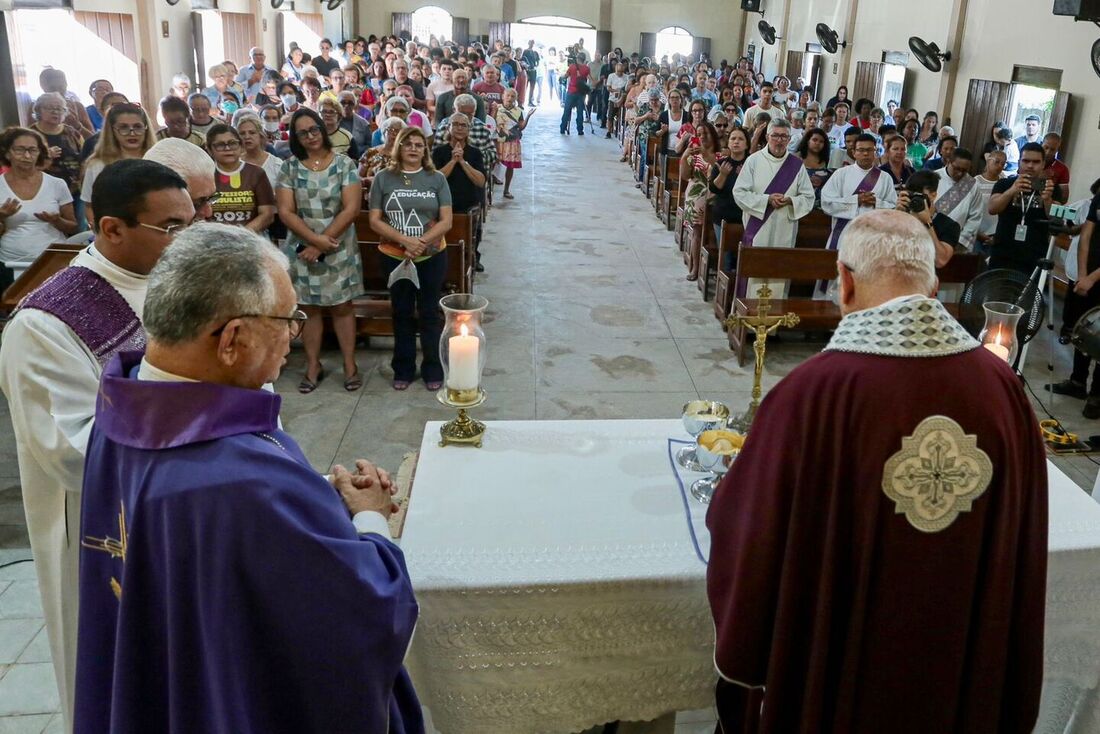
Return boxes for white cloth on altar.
[0,245,146,734]
[820,163,898,244]
[935,168,984,249]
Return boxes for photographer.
[894,170,960,267]
[987,142,1055,274]
[558,50,591,135]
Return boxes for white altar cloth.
[401,419,1100,734]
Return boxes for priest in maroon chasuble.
[76,225,422,734]
[706,210,1047,734]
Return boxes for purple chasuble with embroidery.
[18,266,145,366]
[75,352,423,734]
[705,299,1047,734]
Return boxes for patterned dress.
[276,155,363,306]
[495,105,524,169]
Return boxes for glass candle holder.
[978,301,1024,365]
[439,293,489,405]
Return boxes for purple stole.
[827,166,883,250]
[936,174,977,218]
[18,266,145,367]
[741,153,804,247]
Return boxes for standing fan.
[758,20,778,46]
[959,262,1050,368]
[908,37,952,72]
[815,23,847,54]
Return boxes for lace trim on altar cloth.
[824,297,979,358]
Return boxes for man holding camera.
[987,142,1055,274]
[559,52,591,136]
[894,170,961,268]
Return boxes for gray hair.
[33,92,65,113]
[337,90,358,103]
[144,223,289,345]
[231,108,261,128]
[453,93,477,111]
[144,138,216,183]
[449,111,470,126]
[383,95,410,116]
[379,116,407,134]
[838,210,936,293]
[767,118,792,135]
[172,72,192,87]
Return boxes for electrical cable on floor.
[0,557,33,570]
[1021,375,1100,467]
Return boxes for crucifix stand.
[724,282,800,431]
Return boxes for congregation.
[0,16,1092,734]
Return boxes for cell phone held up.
[295,243,327,263]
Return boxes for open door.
[451,16,469,46]
[392,12,411,39]
[639,32,656,61]
[958,79,1013,174]
[692,36,711,60]
[852,61,884,105]
[1049,90,1072,154]
[785,50,804,81]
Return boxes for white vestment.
[934,168,984,249]
[0,246,147,733]
[820,163,898,245]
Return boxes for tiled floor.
[0,108,1095,731]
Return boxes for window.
[511,16,595,58]
[655,26,693,63]
[410,6,452,44]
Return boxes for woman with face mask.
[218,90,241,120]
[277,82,302,118]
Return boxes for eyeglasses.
[211,140,241,151]
[192,193,221,209]
[114,124,147,136]
[39,106,65,113]
[297,125,323,138]
[340,100,356,106]
[138,221,188,237]
[211,309,308,339]
[768,133,791,140]
[9,146,40,156]
[402,141,426,150]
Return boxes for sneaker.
[578,131,584,136]
[1085,396,1100,420]
[1047,379,1088,399]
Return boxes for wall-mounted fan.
[758,20,778,45]
[815,23,847,54]
[271,0,285,8]
[326,0,345,8]
[1092,38,1100,80]
[908,36,952,72]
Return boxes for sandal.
[503,192,514,199]
[392,379,411,391]
[344,368,362,392]
[493,176,505,185]
[425,380,443,392]
[298,367,325,394]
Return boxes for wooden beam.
[775,0,793,78]
[936,0,970,125]
[133,0,159,113]
[839,0,859,87]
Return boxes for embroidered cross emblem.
[82,500,128,599]
[882,416,993,533]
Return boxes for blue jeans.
[382,252,447,382]
[560,92,585,133]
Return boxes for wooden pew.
[712,221,744,323]
[643,135,660,198]
[660,155,684,230]
[653,152,666,212]
[727,248,985,365]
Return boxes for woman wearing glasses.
[206,124,276,234]
[0,128,78,290]
[81,103,157,226]
[30,93,84,224]
[276,109,364,394]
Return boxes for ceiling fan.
[815,23,847,54]
[908,36,952,72]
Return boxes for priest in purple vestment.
[76,223,422,734]
[706,210,1047,734]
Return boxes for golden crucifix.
[724,282,800,429]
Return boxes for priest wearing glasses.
[75,224,423,734]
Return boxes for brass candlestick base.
[438,388,487,448]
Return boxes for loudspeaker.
[741,0,762,11]
[1053,0,1100,20]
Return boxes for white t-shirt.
[0,173,73,263]
[81,159,105,205]
[667,115,684,153]
[607,73,629,102]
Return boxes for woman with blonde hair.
[495,87,530,199]
[367,126,453,391]
[359,116,405,191]
[80,103,156,224]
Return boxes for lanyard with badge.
[1016,180,1040,242]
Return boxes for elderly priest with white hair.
[732,118,815,296]
[74,223,423,734]
[706,210,1047,733]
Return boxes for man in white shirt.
[974,149,1006,255]
[0,160,195,732]
[828,126,860,170]
[743,82,785,130]
[605,61,629,139]
[821,133,898,253]
[933,148,984,250]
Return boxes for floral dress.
[682,153,715,226]
[276,155,363,306]
[495,105,524,168]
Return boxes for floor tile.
[0,714,53,734]
[0,583,42,620]
[0,622,42,665]
[0,664,58,716]
[13,628,48,666]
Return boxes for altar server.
[76,224,422,734]
[933,148,984,250]
[733,118,815,251]
[706,210,1047,734]
[0,160,194,732]
[821,132,897,250]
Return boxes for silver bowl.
[690,429,743,504]
[677,400,731,472]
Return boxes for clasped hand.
[768,193,791,209]
[332,460,399,518]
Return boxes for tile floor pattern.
[0,109,1096,731]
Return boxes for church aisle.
[277,109,795,474]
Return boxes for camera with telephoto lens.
[906,192,927,214]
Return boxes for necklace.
[306,152,332,171]
[401,166,422,186]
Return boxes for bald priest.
[706,210,1047,733]
[74,224,423,734]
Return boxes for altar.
[399,419,1100,734]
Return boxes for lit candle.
[447,323,480,390]
[983,332,1010,361]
